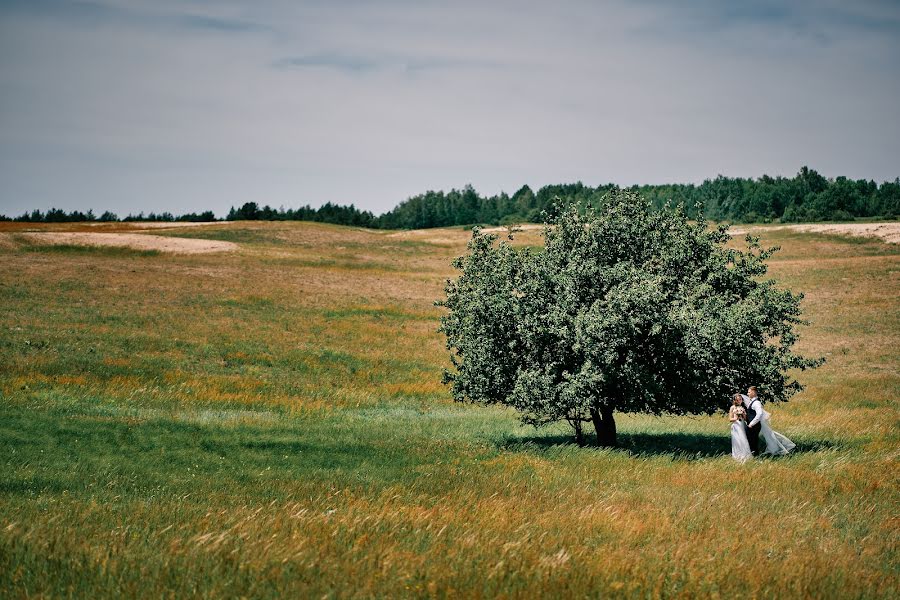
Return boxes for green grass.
[156,227,287,245]
[19,243,162,257]
[1,221,898,598]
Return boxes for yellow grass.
[1,220,898,598]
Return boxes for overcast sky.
[1,0,898,217]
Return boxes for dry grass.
[1,220,898,598]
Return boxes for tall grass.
[1,221,898,598]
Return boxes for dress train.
[759,417,795,455]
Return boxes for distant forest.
[4,167,898,229]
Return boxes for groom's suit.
[741,394,763,455]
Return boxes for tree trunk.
[572,418,585,446]
[590,406,617,447]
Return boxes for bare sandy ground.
[386,223,546,245]
[82,221,230,230]
[730,222,899,244]
[482,221,899,245]
[487,221,899,243]
[15,232,237,254]
[479,224,545,234]
[385,229,467,245]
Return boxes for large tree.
[437,189,822,446]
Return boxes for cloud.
[0,0,271,35]
[273,52,502,74]
[274,53,378,73]
[175,13,270,34]
[0,0,898,217]
[632,0,900,49]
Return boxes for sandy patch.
[83,221,230,230]
[385,223,545,245]
[18,232,238,254]
[479,224,545,234]
[788,223,900,244]
[386,229,467,245]
[729,222,899,244]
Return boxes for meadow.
[1,220,897,598]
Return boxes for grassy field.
[1,220,898,598]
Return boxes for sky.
[1,0,899,218]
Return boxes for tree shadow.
[497,430,844,460]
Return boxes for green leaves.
[438,190,822,439]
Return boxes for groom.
[741,386,763,456]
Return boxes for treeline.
[378,167,899,228]
[4,209,216,223]
[225,202,376,227]
[3,167,898,229]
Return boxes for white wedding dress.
[731,418,752,462]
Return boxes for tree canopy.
[379,167,898,229]
[4,167,898,228]
[437,189,823,446]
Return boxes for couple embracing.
[728,386,795,462]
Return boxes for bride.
[729,394,753,462]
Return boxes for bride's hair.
[732,394,743,405]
